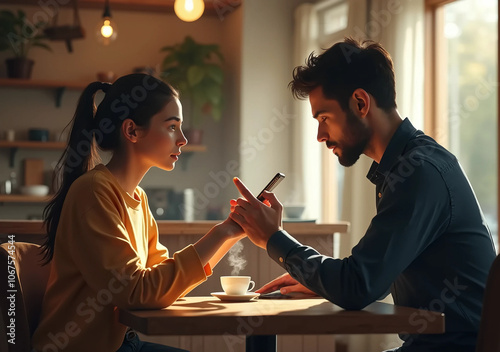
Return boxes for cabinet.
[0,141,65,203]
[0,78,207,203]
[0,141,206,203]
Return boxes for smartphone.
[256,173,285,201]
[259,290,316,299]
[259,290,293,299]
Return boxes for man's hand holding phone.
[229,174,285,249]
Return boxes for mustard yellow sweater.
[32,165,210,352]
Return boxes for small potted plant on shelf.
[0,9,52,79]
[160,36,224,144]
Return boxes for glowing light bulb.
[101,19,113,38]
[174,0,205,22]
[96,16,117,46]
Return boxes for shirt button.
[378,192,382,198]
[279,257,284,263]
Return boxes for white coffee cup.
[220,276,255,295]
[6,129,15,142]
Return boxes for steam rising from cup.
[227,241,247,275]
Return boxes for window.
[426,0,498,249]
[319,1,349,36]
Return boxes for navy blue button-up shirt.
[267,118,496,351]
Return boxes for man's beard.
[336,108,372,167]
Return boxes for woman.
[32,74,245,352]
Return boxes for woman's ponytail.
[41,81,109,264]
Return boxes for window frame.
[424,0,500,250]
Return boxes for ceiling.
[0,0,241,16]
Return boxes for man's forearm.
[266,230,387,310]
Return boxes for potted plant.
[0,9,52,79]
[160,36,224,144]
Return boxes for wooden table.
[0,220,349,237]
[119,296,445,352]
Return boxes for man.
[229,37,496,352]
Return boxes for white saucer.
[211,292,260,302]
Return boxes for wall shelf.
[0,195,53,203]
[0,141,67,149]
[0,0,242,15]
[0,140,66,168]
[0,78,88,107]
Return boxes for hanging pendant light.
[174,0,205,22]
[96,0,117,45]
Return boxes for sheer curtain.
[292,0,370,223]
[292,3,323,221]
[293,0,424,351]
[368,0,425,130]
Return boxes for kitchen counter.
[0,220,349,237]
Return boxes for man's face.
[309,86,372,167]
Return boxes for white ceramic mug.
[6,129,15,142]
[220,276,255,295]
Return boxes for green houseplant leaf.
[160,36,224,129]
[0,9,52,58]
[187,65,205,87]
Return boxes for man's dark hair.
[289,37,397,112]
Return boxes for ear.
[121,119,139,143]
[350,88,370,118]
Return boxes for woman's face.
[135,97,187,171]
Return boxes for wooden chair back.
[476,253,500,352]
[0,242,51,352]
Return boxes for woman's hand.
[256,273,317,296]
[194,216,245,269]
[217,217,246,240]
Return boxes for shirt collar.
[367,117,419,185]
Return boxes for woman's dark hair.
[41,74,178,263]
[289,36,397,112]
